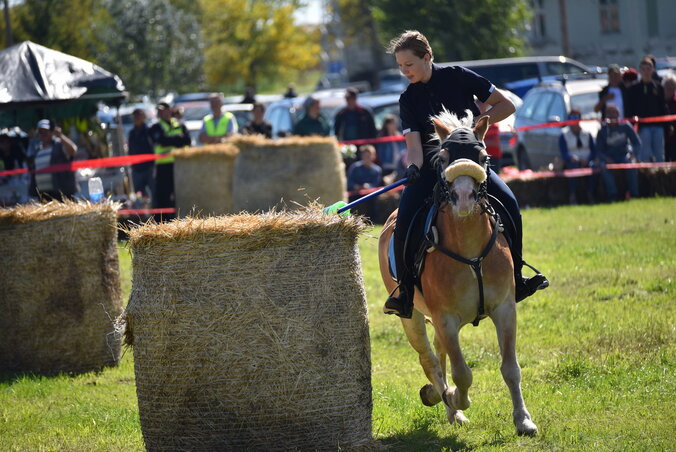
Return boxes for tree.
[199,0,320,90]
[94,0,204,96]
[10,0,99,60]
[370,0,530,62]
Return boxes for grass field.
[1,198,674,451]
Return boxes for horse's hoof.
[450,410,469,426]
[419,384,442,407]
[516,419,538,437]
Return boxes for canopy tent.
[0,41,126,131]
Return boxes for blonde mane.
[430,108,475,142]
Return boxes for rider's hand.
[404,164,421,186]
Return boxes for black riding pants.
[393,167,524,273]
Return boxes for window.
[600,0,620,34]
[548,94,567,121]
[518,92,541,120]
[646,0,659,37]
[530,0,546,39]
[570,93,602,119]
[544,62,587,76]
[471,63,539,87]
[532,92,554,122]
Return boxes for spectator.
[0,129,26,172]
[0,130,27,206]
[558,109,597,204]
[625,57,667,162]
[127,108,155,199]
[663,74,676,162]
[172,105,185,123]
[283,83,298,99]
[26,119,78,201]
[645,54,662,84]
[596,104,640,201]
[594,64,627,119]
[149,102,191,220]
[347,144,382,220]
[241,86,256,104]
[333,87,377,142]
[622,68,638,88]
[292,96,330,136]
[199,93,238,145]
[375,114,405,175]
[242,102,273,138]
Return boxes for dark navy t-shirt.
[399,64,494,149]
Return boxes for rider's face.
[396,49,432,84]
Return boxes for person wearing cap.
[292,96,330,137]
[199,93,238,145]
[622,68,638,88]
[149,102,191,219]
[333,87,376,142]
[594,64,627,120]
[26,119,78,201]
[625,56,668,162]
[558,109,598,204]
[383,30,548,319]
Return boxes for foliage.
[370,0,531,61]
[199,0,320,89]
[8,0,99,60]
[93,0,204,96]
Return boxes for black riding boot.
[383,236,414,319]
[514,260,549,303]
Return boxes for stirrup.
[383,284,413,319]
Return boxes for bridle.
[429,128,503,326]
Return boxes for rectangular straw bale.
[173,144,239,217]
[124,209,372,451]
[231,136,346,213]
[0,201,123,374]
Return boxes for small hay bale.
[173,144,239,217]
[124,208,372,451]
[0,201,123,374]
[231,136,346,212]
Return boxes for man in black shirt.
[242,102,273,138]
[127,109,155,198]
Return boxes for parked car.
[181,102,254,145]
[513,78,606,170]
[438,56,600,98]
[481,89,523,168]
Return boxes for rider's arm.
[479,89,515,125]
[404,132,424,169]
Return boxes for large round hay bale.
[231,136,346,212]
[0,201,122,374]
[124,209,372,451]
[173,144,239,217]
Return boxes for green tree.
[371,0,530,61]
[10,0,99,60]
[199,0,320,90]
[94,0,204,96]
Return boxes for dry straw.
[123,207,373,451]
[0,200,123,374]
[230,135,346,213]
[173,144,240,217]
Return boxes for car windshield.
[570,92,601,119]
[183,106,211,121]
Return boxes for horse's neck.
[437,204,491,258]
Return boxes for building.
[527,0,676,67]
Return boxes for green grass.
[2,198,675,451]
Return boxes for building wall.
[527,0,676,67]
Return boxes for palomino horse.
[378,110,538,436]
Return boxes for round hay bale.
[124,208,372,451]
[0,201,123,374]
[231,136,346,212]
[173,144,239,217]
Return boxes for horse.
[377,110,538,436]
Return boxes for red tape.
[0,153,167,178]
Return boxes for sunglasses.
[567,114,581,120]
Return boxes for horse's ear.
[474,116,490,141]
[433,118,452,142]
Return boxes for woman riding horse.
[384,30,549,319]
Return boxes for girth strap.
[433,215,500,327]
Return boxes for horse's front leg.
[400,311,467,425]
[432,312,472,412]
[490,301,538,436]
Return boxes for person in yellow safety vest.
[149,102,191,220]
[198,93,238,144]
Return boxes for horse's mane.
[430,108,475,142]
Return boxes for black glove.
[404,164,421,186]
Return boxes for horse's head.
[431,109,490,217]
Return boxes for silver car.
[513,78,607,170]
